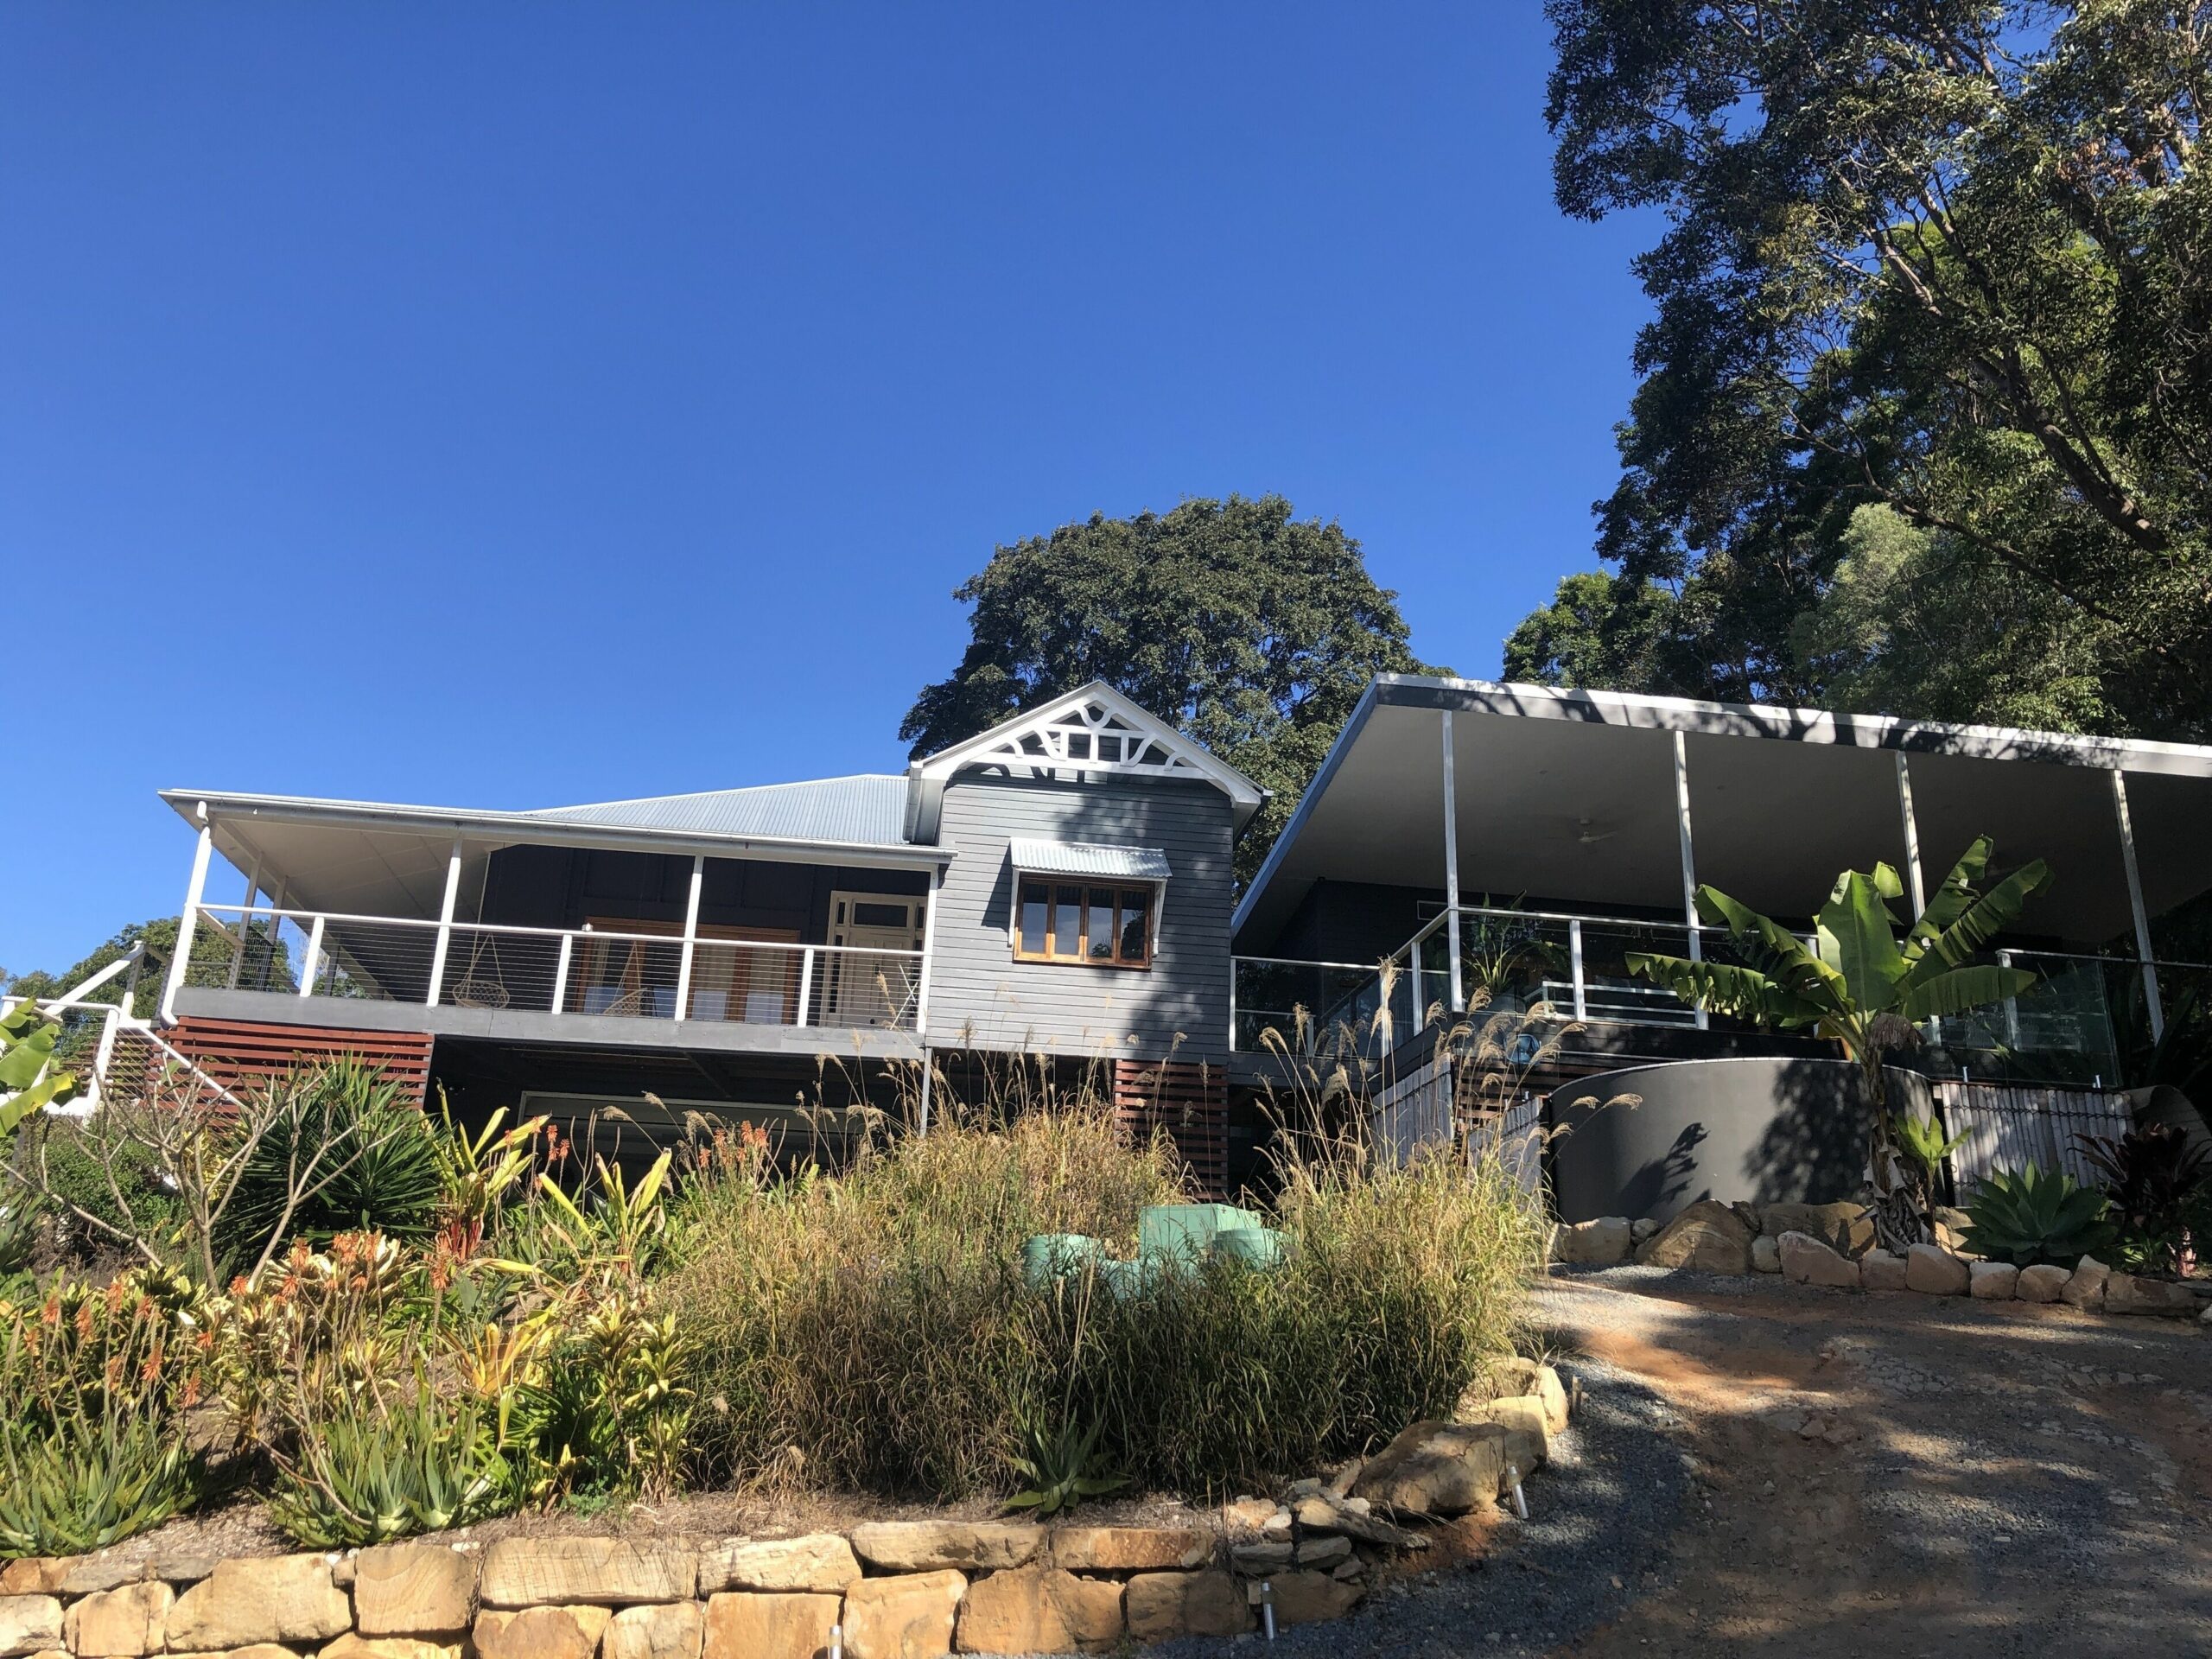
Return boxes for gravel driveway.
[1166,1268,2212,1659]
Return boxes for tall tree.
[901,495,1444,883]
[1516,1,2211,735]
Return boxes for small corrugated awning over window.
[1008,839,1173,881]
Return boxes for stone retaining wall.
[0,1363,1573,1659]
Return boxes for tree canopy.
[1510,1,2211,738]
[901,495,1444,883]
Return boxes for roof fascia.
[157,790,953,871]
[1229,678,1382,941]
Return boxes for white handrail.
[192,905,922,960]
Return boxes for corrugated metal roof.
[525,774,912,848]
[1009,838,1173,880]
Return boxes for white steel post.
[226,855,263,990]
[1998,948,2023,1050]
[914,867,942,1037]
[1569,918,1587,1020]
[298,914,326,998]
[675,855,705,1020]
[160,806,216,1025]
[796,948,816,1027]
[1441,710,1465,1016]
[1672,731,1707,1031]
[2110,768,2164,1042]
[551,932,575,1016]
[1894,753,1928,916]
[91,1003,120,1106]
[426,836,464,1008]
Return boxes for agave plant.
[1960,1163,2115,1268]
[1003,1413,1128,1518]
[1628,835,2050,1247]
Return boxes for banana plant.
[0,1000,79,1137]
[1626,835,2051,1247]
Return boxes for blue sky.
[0,3,1652,977]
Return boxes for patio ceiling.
[1232,677,2212,955]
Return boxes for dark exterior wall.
[925,772,1236,1064]
[1269,880,1440,964]
[479,847,926,941]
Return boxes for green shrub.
[1961,1162,2115,1267]
[0,1401,202,1557]
[2077,1125,2211,1275]
[35,1122,184,1258]
[217,1060,444,1267]
[670,1102,1545,1498]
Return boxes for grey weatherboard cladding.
[926,772,1236,1064]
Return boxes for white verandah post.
[2110,767,2164,1044]
[1672,730,1707,1031]
[226,855,263,990]
[1441,709,1465,1017]
[914,865,942,1038]
[159,805,216,1026]
[425,836,464,1008]
[1895,752,1941,1043]
[674,854,705,1020]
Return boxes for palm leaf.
[1814,869,1907,1009]
[1900,859,2052,985]
[1903,835,1994,957]
[1625,954,1817,1026]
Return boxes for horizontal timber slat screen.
[1113,1058,1227,1199]
[162,1017,435,1108]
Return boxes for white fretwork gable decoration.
[903,681,1265,841]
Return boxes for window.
[1014,879,1154,967]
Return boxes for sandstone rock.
[1302,1497,1427,1550]
[1757,1201,1876,1256]
[1461,1394,1548,1477]
[842,1569,964,1659]
[1553,1216,1632,1266]
[1751,1236,1781,1274]
[57,1560,144,1597]
[144,1549,221,1586]
[1481,1359,1571,1434]
[1291,1494,1338,1530]
[62,1581,170,1657]
[1229,1541,1295,1573]
[2104,1273,2201,1317]
[0,1563,66,1599]
[1259,1509,1294,1541]
[1859,1248,1909,1291]
[603,1600,705,1659]
[472,1605,613,1659]
[700,1535,861,1594]
[1248,1570,1362,1625]
[702,1592,841,1659]
[320,1637,465,1659]
[1630,1217,1658,1243]
[1295,1535,1352,1566]
[1123,1569,1251,1642]
[1636,1200,1753,1274]
[2061,1254,2111,1310]
[955,1563,1122,1654]
[480,1537,695,1607]
[167,1648,296,1659]
[1777,1230,1860,1288]
[164,1555,352,1650]
[1217,1497,1276,1535]
[2016,1263,2069,1302]
[1904,1243,1970,1295]
[0,1596,60,1658]
[1351,1419,1508,1516]
[1969,1260,2020,1300]
[1051,1525,1211,1572]
[849,1522,1043,1573]
[1323,1458,1361,1498]
[355,1543,479,1637]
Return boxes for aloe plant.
[1960,1163,2115,1268]
[1628,835,2050,1246]
[0,1397,202,1556]
[1003,1414,1128,1517]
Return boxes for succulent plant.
[1960,1162,2115,1268]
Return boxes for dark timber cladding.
[1113,1058,1228,1198]
[164,1017,435,1107]
[925,772,1236,1063]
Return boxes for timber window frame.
[1013,878,1156,969]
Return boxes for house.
[90,671,2212,1197]
[149,684,1269,1186]
[1228,675,2212,1201]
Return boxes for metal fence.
[1933,1080,2136,1196]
